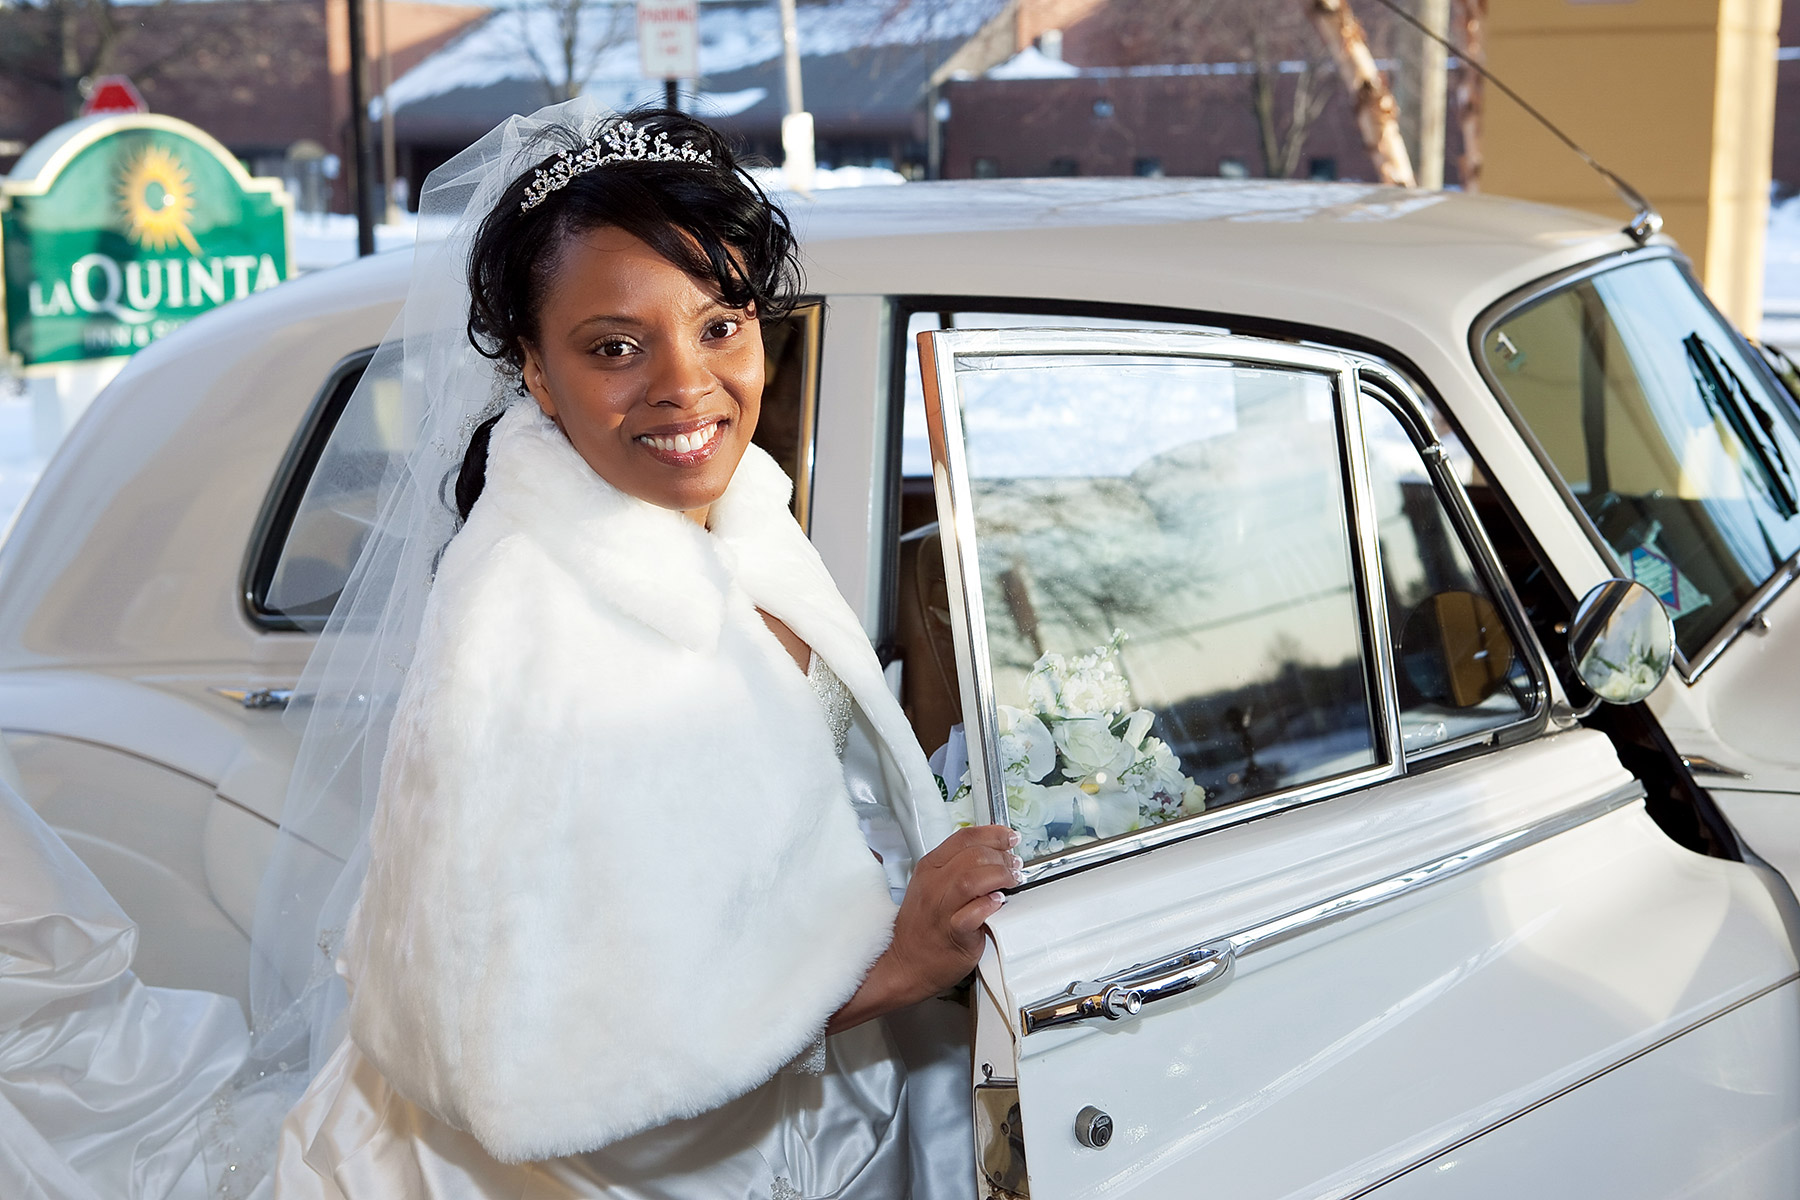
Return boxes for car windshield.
[1481,256,1800,662]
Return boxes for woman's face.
[519,225,763,526]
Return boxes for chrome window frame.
[919,327,1407,885]
[1352,359,1552,762]
[1468,246,1800,683]
[242,347,376,633]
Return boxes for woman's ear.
[520,341,557,420]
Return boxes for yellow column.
[1484,0,1779,330]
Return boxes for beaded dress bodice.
[806,652,853,759]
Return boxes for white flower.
[1120,708,1154,750]
[1025,635,1133,720]
[945,781,976,830]
[996,705,1056,783]
[1054,716,1134,778]
[1078,787,1142,839]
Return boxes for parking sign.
[638,0,698,80]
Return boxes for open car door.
[917,328,1800,1199]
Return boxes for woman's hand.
[827,825,1022,1034]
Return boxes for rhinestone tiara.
[519,120,714,212]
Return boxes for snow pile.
[986,46,1080,80]
[747,164,907,191]
[292,212,420,273]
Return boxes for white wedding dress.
[0,767,250,1200]
[269,655,973,1200]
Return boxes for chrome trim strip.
[1682,754,1754,782]
[917,327,1403,885]
[1337,363,1409,785]
[1338,969,1800,1200]
[1224,779,1643,960]
[1467,246,1800,684]
[1018,779,1646,1034]
[918,330,1008,827]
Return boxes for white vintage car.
[7,178,1800,1197]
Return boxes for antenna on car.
[1365,0,1662,245]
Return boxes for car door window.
[248,305,825,631]
[922,329,1397,868]
[1363,400,1534,755]
[1480,256,1800,665]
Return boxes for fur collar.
[344,403,947,1162]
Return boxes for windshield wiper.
[1684,333,1800,520]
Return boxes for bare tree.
[1305,0,1415,186]
[498,0,634,105]
[1108,0,1341,180]
[0,0,272,121]
[1247,26,1336,179]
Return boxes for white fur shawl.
[343,403,950,1163]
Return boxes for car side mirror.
[1567,578,1675,709]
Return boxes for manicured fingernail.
[990,891,1007,904]
[1007,830,1021,847]
[1008,854,1023,871]
[1011,869,1026,885]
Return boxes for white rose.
[997,705,1057,783]
[1059,663,1130,718]
[1055,716,1132,777]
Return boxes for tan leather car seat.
[895,523,963,758]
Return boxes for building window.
[1093,98,1115,118]
[1134,157,1164,178]
[1219,157,1249,179]
[973,157,1000,179]
[1049,156,1080,176]
[1309,157,1338,181]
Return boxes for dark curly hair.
[453,106,803,520]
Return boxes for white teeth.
[640,423,718,455]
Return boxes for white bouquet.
[943,632,1206,859]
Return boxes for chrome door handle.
[1021,941,1235,1034]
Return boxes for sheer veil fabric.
[204,98,959,1196]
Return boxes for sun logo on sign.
[117,144,202,255]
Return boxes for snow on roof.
[388,0,1004,113]
[986,46,1079,80]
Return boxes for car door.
[916,327,1800,1198]
[1473,251,1800,888]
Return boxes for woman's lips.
[635,419,724,466]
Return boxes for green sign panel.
[1,114,292,368]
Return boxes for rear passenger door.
[916,328,1800,1198]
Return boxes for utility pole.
[346,0,377,255]
[1414,0,1449,189]
[777,0,814,192]
[377,0,399,222]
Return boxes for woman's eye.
[704,317,742,341]
[593,338,637,358]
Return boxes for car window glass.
[1363,400,1532,754]
[253,306,824,631]
[1482,258,1800,660]
[900,310,1218,479]
[935,349,1380,862]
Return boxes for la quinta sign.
[1,113,292,368]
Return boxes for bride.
[248,103,1016,1197]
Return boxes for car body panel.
[982,733,1798,1196]
[1366,980,1800,1198]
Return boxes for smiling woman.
[244,103,1003,1200]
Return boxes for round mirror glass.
[1398,590,1516,709]
[1568,578,1675,705]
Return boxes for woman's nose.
[648,342,713,407]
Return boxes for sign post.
[638,0,698,110]
[0,113,293,370]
